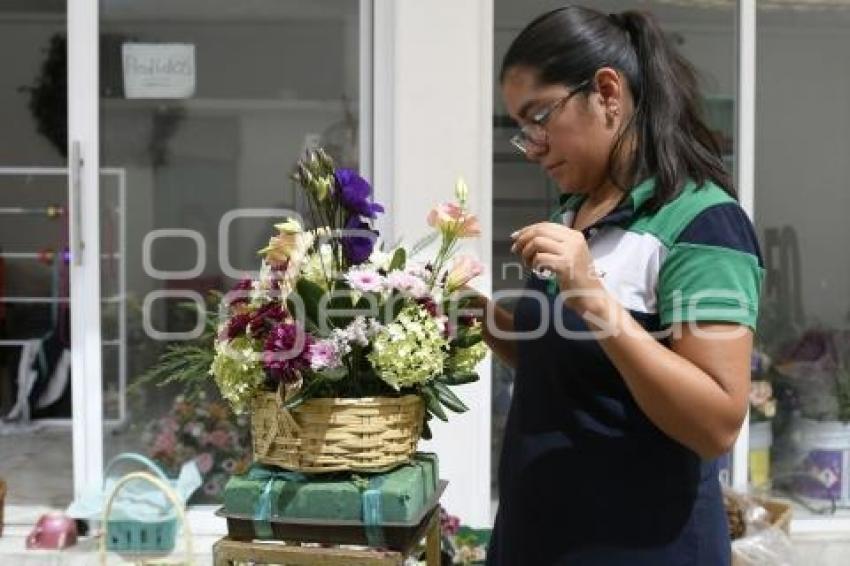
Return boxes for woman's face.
[501,66,627,194]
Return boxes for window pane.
[99,0,361,503]
[755,2,850,519]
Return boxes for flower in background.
[152,429,177,458]
[203,476,224,497]
[368,305,447,390]
[204,429,232,450]
[144,397,252,504]
[427,202,481,238]
[439,506,461,537]
[445,255,484,292]
[195,453,214,475]
[263,321,312,384]
[750,380,777,420]
[335,169,385,219]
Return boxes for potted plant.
[772,329,850,505]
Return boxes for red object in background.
[25,512,78,550]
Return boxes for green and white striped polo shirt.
[548,178,764,330]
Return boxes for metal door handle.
[70,140,83,266]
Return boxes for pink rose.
[427,203,481,238]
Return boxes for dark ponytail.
[501,6,734,211]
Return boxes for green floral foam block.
[223,452,439,524]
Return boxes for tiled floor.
[4,427,850,564]
[0,425,74,507]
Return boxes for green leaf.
[293,278,325,329]
[388,248,406,271]
[421,386,447,421]
[432,381,469,413]
[436,372,479,386]
[421,420,433,440]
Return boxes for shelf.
[101,97,349,114]
[0,295,124,304]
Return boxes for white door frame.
[68,0,104,498]
[733,0,755,494]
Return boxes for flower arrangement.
[207,148,487,438]
[142,394,252,500]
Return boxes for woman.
[477,6,763,565]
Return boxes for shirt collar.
[554,177,656,223]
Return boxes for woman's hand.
[510,222,607,314]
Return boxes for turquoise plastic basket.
[102,453,179,554]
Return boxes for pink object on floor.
[26,512,78,550]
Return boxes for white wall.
[375,0,494,528]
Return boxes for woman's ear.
[594,67,623,119]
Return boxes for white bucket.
[794,418,850,504]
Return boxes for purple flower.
[226,278,253,308]
[248,302,287,339]
[342,215,377,265]
[263,321,312,384]
[415,297,439,318]
[221,313,252,340]
[335,169,384,219]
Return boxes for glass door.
[0,1,75,507]
[97,0,364,504]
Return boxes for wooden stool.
[213,506,442,566]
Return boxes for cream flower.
[445,254,484,292]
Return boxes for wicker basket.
[0,476,6,538]
[251,390,425,473]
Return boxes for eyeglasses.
[509,79,592,155]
